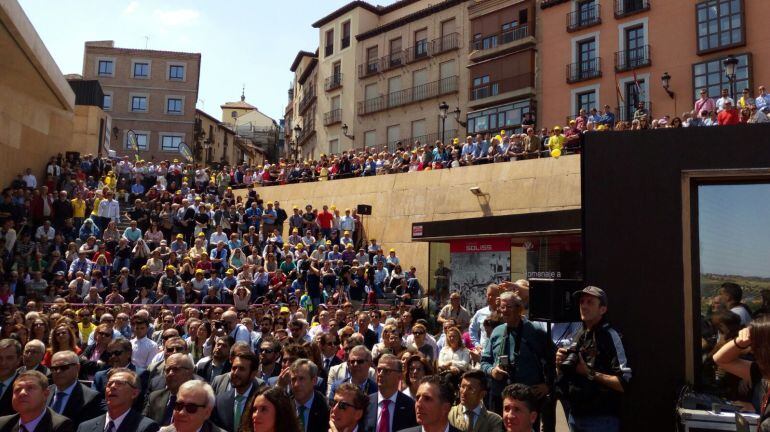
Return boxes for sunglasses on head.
[173,401,207,414]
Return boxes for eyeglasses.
[412,331,425,335]
[166,346,186,354]
[376,367,400,375]
[349,359,368,366]
[330,400,359,411]
[106,379,136,389]
[173,401,207,414]
[50,363,77,373]
[260,349,275,354]
[106,350,124,357]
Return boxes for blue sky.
[18,0,385,120]
[698,183,770,278]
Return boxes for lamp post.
[293,125,302,161]
[342,123,355,140]
[661,72,674,99]
[439,101,449,144]
[452,107,467,128]
[723,55,739,101]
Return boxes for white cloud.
[152,8,200,27]
[122,1,139,15]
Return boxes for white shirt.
[210,232,228,246]
[716,96,735,112]
[731,305,753,326]
[105,407,132,431]
[131,336,158,371]
[23,174,37,188]
[35,226,56,241]
[98,199,121,221]
[376,391,399,432]
[234,383,253,424]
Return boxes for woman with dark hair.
[248,385,302,432]
[402,354,433,399]
[714,316,770,429]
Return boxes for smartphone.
[498,356,509,367]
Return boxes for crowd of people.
[0,152,640,432]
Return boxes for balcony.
[469,73,535,106]
[566,58,602,83]
[298,86,316,115]
[616,102,652,122]
[357,76,459,116]
[471,25,531,52]
[614,45,651,72]
[341,37,350,49]
[358,59,380,78]
[324,44,333,57]
[323,109,342,126]
[325,73,343,91]
[567,4,601,32]
[615,0,650,18]
[297,116,316,145]
[357,33,460,79]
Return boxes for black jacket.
[294,391,330,432]
[212,383,258,432]
[0,407,73,432]
[365,392,417,432]
[47,382,106,427]
[76,409,159,432]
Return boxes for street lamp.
[342,123,355,140]
[293,125,302,161]
[661,72,674,99]
[452,107,467,128]
[439,101,449,144]
[723,55,739,100]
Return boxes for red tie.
[378,399,391,432]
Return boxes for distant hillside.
[700,273,769,313]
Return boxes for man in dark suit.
[397,375,462,432]
[330,383,369,432]
[448,371,502,432]
[76,368,159,432]
[0,339,21,417]
[146,336,193,393]
[143,353,194,427]
[0,370,73,432]
[48,351,105,428]
[93,339,149,398]
[365,354,417,432]
[194,336,232,384]
[319,334,343,375]
[290,359,329,432]
[160,381,225,432]
[19,340,50,380]
[211,353,259,432]
[357,313,379,350]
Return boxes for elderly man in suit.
[159,381,225,432]
[77,368,159,432]
[48,351,105,428]
[19,340,50,378]
[0,370,73,432]
[0,339,21,417]
[92,339,150,412]
[328,346,377,400]
[211,352,259,432]
[448,371,502,432]
[143,354,195,427]
[290,359,329,432]
[397,375,461,432]
[327,334,375,398]
[365,354,417,432]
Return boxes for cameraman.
[481,291,554,418]
[556,286,631,432]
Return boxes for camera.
[560,342,581,376]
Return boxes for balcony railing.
[341,37,350,49]
[323,109,342,126]
[298,86,316,114]
[469,73,535,101]
[358,76,459,115]
[470,25,530,52]
[615,0,650,18]
[614,45,651,72]
[297,117,316,145]
[358,33,460,79]
[567,4,601,32]
[324,44,333,57]
[566,58,602,83]
[325,73,343,91]
[616,102,652,122]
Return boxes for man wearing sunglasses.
[93,339,149,412]
[328,346,377,401]
[48,351,105,428]
[143,353,196,427]
[146,336,187,393]
[329,382,368,432]
[161,380,224,432]
[76,368,159,432]
[256,340,281,383]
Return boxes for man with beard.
[195,336,232,384]
[211,352,259,432]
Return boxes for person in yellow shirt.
[77,309,96,343]
[548,126,566,153]
[71,193,86,228]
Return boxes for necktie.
[0,382,5,397]
[51,391,67,413]
[378,399,391,432]
[19,425,29,432]
[104,420,115,432]
[297,405,307,432]
[467,409,477,430]
[324,358,331,370]
[162,394,176,426]
[234,394,246,429]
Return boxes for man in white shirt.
[308,310,331,340]
[222,311,251,344]
[339,209,356,237]
[34,220,56,242]
[716,88,735,112]
[98,193,121,223]
[130,317,157,371]
[22,168,37,189]
[469,284,500,350]
[209,226,228,247]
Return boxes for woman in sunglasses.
[248,386,302,432]
[42,323,81,367]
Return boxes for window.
[623,25,647,69]
[133,62,149,78]
[329,139,339,155]
[366,46,379,73]
[125,132,149,151]
[466,100,532,134]
[386,125,400,152]
[167,98,183,114]
[98,60,114,76]
[103,94,112,111]
[364,130,377,149]
[471,75,497,100]
[414,29,428,58]
[577,0,599,26]
[576,90,597,114]
[411,119,426,142]
[696,0,744,53]
[161,135,182,152]
[169,65,185,80]
[341,21,351,49]
[325,29,334,57]
[131,96,148,112]
[577,38,598,78]
[692,53,750,100]
[389,38,403,67]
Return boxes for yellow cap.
[280,306,290,313]
[195,269,204,274]
[226,269,234,275]
[292,228,299,233]
[197,232,205,237]
[500,129,506,135]
[166,265,176,271]
[330,205,336,210]
[344,231,350,235]
[389,248,395,252]
[176,234,184,239]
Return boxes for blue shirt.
[130,183,145,194]
[20,407,47,432]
